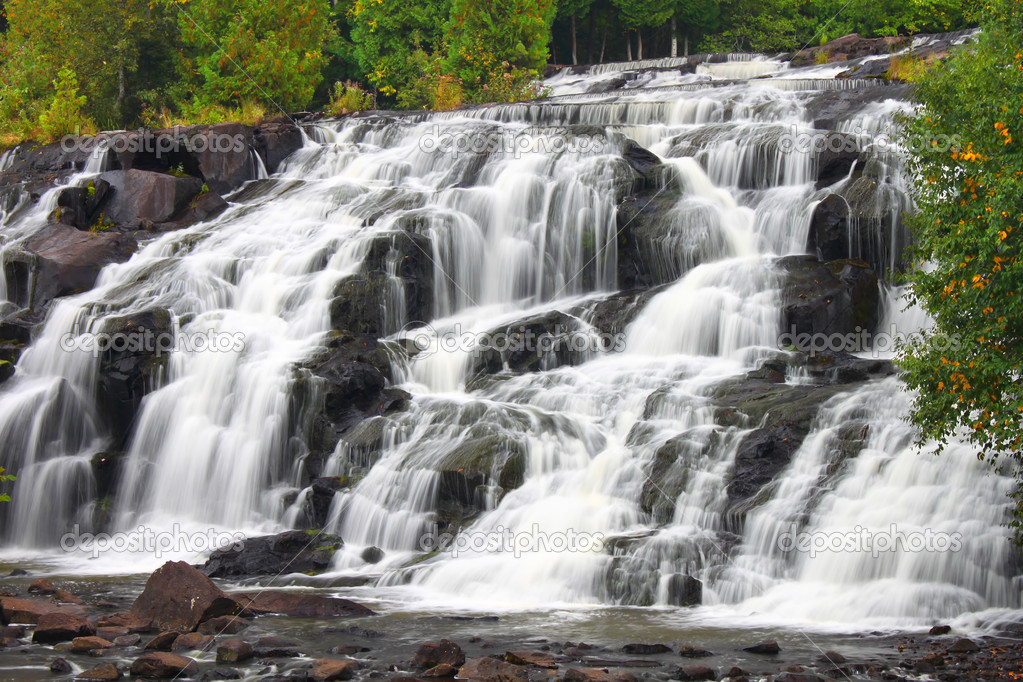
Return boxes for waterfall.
[0,48,1018,632]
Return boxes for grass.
[886,54,941,82]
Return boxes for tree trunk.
[684,34,689,57]
[571,15,578,65]
[670,17,678,58]
[117,66,126,121]
[626,31,632,61]
[600,18,607,63]
[637,29,643,60]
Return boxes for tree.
[174,0,332,111]
[348,0,450,98]
[899,0,1023,540]
[444,0,556,102]
[610,0,674,59]
[672,0,720,57]
[0,0,178,129]
[557,0,595,65]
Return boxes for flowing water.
[0,50,1020,643]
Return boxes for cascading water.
[0,47,1019,635]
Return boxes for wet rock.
[97,169,203,228]
[27,578,56,594]
[32,612,96,642]
[807,194,848,261]
[774,673,823,682]
[255,119,305,174]
[75,663,121,680]
[458,657,530,682]
[129,651,199,678]
[50,657,73,673]
[144,631,183,651]
[95,308,173,446]
[54,178,111,230]
[96,611,151,632]
[818,650,846,665]
[216,638,254,663]
[360,546,385,564]
[424,663,459,677]
[562,669,636,682]
[506,650,558,667]
[230,591,374,618]
[743,640,780,655]
[201,530,342,579]
[675,664,715,680]
[10,223,137,309]
[113,634,141,646]
[196,615,250,635]
[310,658,360,681]
[54,589,85,604]
[947,638,979,653]
[677,646,712,658]
[929,624,951,635]
[778,255,880,338]
[665,574,702,607]
[413,640,466,668]
[71,636,115,652]
[153,190,228,232]
[129,561,243,632]
[622,644,670,655]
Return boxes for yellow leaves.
[938,381,945,391]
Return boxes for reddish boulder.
[130,561,241,632]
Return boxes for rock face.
[201,530,342,578]
[9,223,137,310]
[97,169,203,228]
[778,255,880,338]
[129,561,242,632]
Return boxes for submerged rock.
[201,530,342,579]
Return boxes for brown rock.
[622,643,670,655]
[96,626,129,641]
[216,638,254,663]
[196,615,250,635]
[112,634,142,647]
[129,651,198,678]
[413,639,466,668]
[3,625,26,638]
[230,590,374,618]
[311,658,360,681]
[506,650,558,668]
[677,645,712,658]
[96,611,151,632]
[676,664,715,681]
[32,612,96,643]
[28,579,57,594]
[76,663,121,680]
[0,595,85,624]
[173,632,214,652]
[458,657,530,682]
[948,638,979,653]
[71,636,114,653]
[130,561,241,633]
[424,663,458,677]
[144,631,182,651]
[54,589,85,604]
[929,625,951,635]
[50,657,73,673]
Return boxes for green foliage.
[611,0,675,29]
[37,67,95,141]
[326,80,376,116]
[0,466,15,503]
[898,0,1023,540]
[348,0,450,98]
[173,0,332,111]
[444,0,556,103]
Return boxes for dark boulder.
[807,194,849,261]
[54,178,111,230]
[412,639,466,668]
[31,612,96,643]
[129,652,199,678]
[95,308,173,445]
[778,255,880,338]
[255,119,305,174]
[229,591,374,618]
[201,530,342,578]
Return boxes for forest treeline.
[0,0,979,141]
